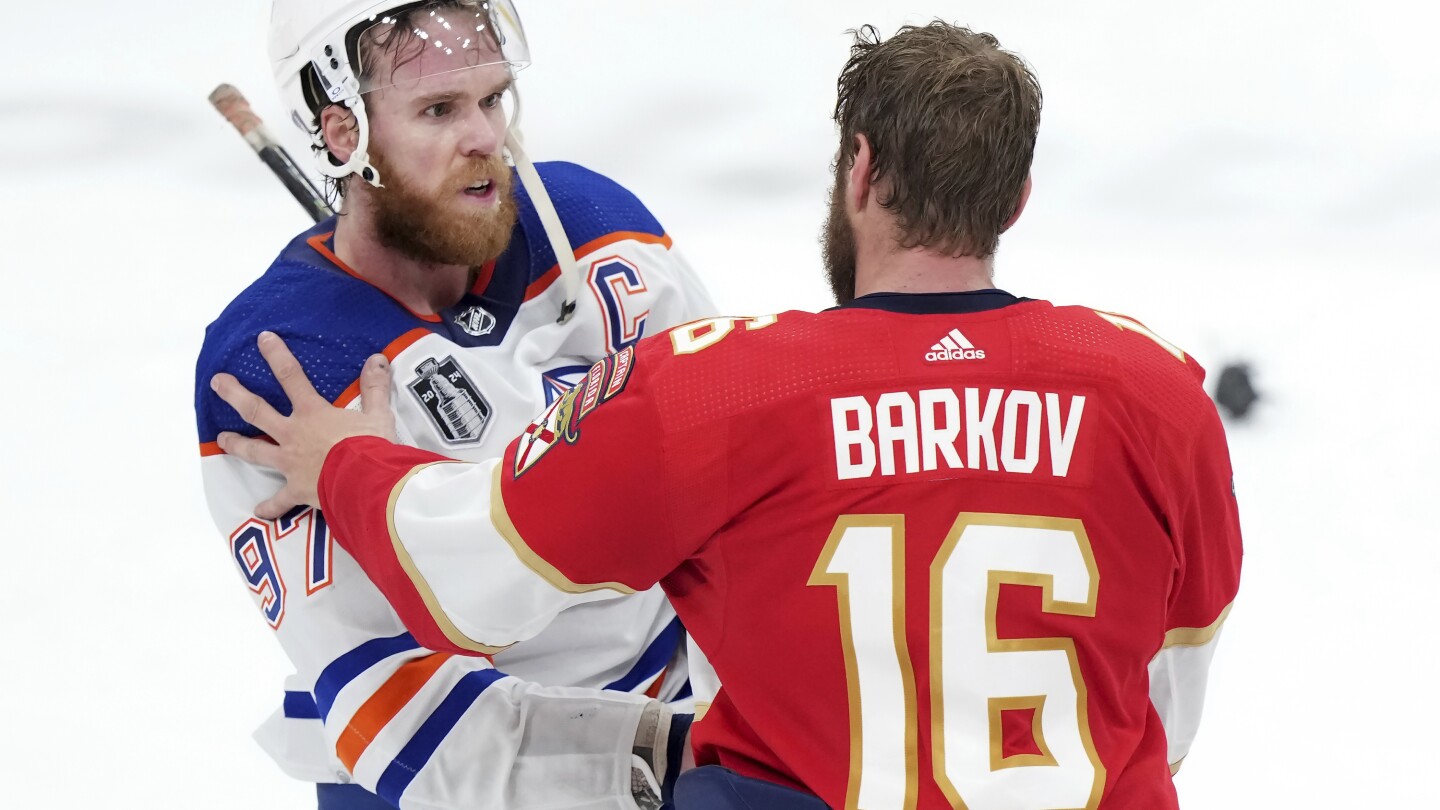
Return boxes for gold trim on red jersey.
[1161,603,1233,649]
[988,695,1058,770]
[489,464,638,596]
[386,461,513,655]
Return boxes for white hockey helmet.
[269,0,531,186]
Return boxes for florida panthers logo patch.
[408,356,492,445]
[514,386,580,477]
[514,346,636,477]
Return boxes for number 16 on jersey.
[810,512,1105,810]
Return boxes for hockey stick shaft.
[209,83,335,223]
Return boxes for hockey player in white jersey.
[195,1,716,807]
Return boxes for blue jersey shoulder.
[511,162,666,283]
[194,219,423,443]
[197,165,664,442]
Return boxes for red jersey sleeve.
[1168,401,1243,633]
[498,342,730,593]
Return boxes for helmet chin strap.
[504,86,582,325]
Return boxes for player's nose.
[457,106,504,157]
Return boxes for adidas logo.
[925,328,986,362]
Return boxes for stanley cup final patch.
[408,356,492,445]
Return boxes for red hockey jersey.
[323,290,1242,810]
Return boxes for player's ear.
[320,104,359,164]
[1002,174,1032,232]
[848,133,874,214]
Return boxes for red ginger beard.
[368,148,518,268]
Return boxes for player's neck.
[331,205,473,316]
[854,244,996,298]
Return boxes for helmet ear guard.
[295,20,382,185]
[307,94,381,187]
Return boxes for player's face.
[361,24,517,267]
[822,152,858,305]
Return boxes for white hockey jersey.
[195,162,716,809]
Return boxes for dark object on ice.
[1213,363,1258,420]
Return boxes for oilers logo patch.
[408,356,492,445]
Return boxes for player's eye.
[423,101,451,118]
[481,92,502,110]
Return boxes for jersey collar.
[833,289,1025,315]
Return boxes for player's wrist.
[316,435,413,509]
[630,702,692,809]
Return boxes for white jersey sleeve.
[1147,612,1229,774]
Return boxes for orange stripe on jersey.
[198,434,275,457]
[336,652,454,771]
[335,328,432,408]
[307,232,365,283]
[523,264,563,303]
[586,231,672,254]
[523,231,673,302]
[644,668,667,699]
[307,232,443,323]
[469,259,498,297]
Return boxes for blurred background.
[2,0,1436,806]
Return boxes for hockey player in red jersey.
[196,1,714,808]
[213,21,1242,810]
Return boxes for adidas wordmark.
[925,328,986,361]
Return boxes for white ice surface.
[2,1,1436,806]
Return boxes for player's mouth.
[461,179,498,205]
